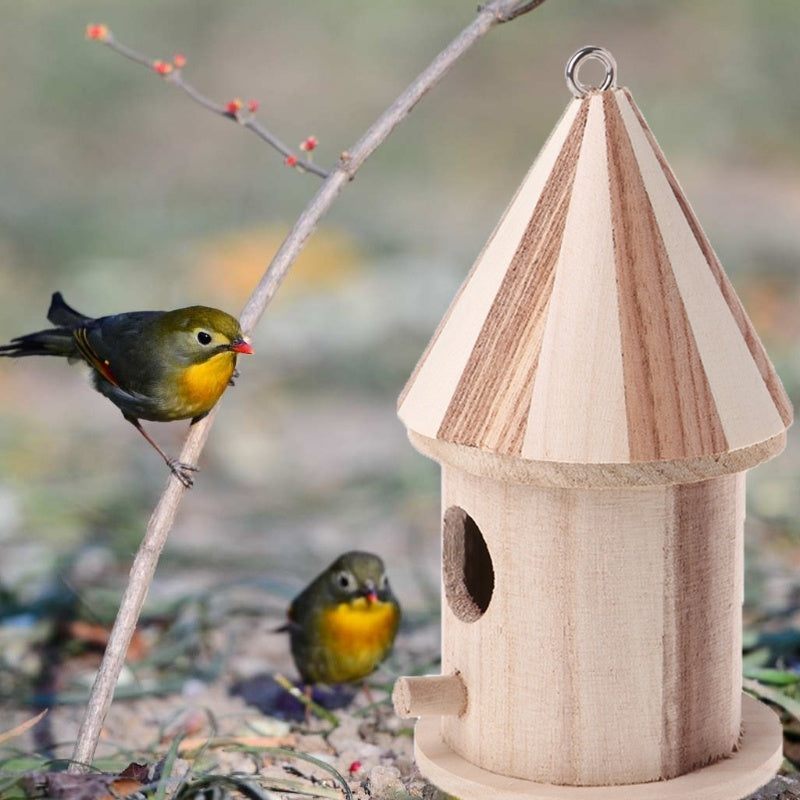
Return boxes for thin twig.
[488,0,549,21]
[97,31,328,178]
[69,0,546,771]
[272,672,340,728]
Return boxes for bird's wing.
[72,326,120,387]
[74,311,165,394]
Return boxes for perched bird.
[0,292,253,486]
[281,551,401,686]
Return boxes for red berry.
[86,24,109,41]
[247,100,260,113]
[300,135,318,152]
[226,98,243,115]
[153,60,173,76]
[284,155,298,167]
[173,53,187,69]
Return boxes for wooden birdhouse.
[392,48,793,799]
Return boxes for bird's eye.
[196,330,213,345]
[379,573,389,591]
[336,571,356,591]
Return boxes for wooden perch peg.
[393,673,468,719]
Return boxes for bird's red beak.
[365,590,378,605]
[230,337,254,355]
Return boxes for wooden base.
[413,695,782,800]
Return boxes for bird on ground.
[280,551,401,687]
[0,291,253,486]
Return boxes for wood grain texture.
[397,98,583,438]
[621,89,793,432]
[604,90,728,461]
[660,476,742,778]
[615,89,790,451]
[407,429,787,488]
[523,94,629,462]
[437,467,744,785]
[436,99,589,453]
[398,87,791,467]
[393,673,468,718]
[413,695,782,799]
[397,83,791,794]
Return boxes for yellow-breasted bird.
[281,551,401,686]
[0,292,253,486]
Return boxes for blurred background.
[0,0,798,746]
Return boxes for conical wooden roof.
[399,86,792,485]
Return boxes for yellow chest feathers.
[319,598,399,672]
[177,352,236,415]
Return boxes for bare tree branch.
[488,0,549,22]
[69,0,546,771]
[91,28,328,178]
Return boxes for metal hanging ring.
[565,46,618,97]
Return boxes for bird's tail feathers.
[0,327,78,359]
[47,292,90,326]
[274,621,300,634]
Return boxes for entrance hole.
[443,505,494,623]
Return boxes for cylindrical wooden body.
[439,465,744,786]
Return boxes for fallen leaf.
[66,621,148,661]
[0,709,48,746]
[24,763,149,800]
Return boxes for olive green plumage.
[0,292,253,485]
[282,551,401,685]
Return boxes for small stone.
[365,765,405,799]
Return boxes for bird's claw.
[228,368,240,387]
[168,458,199,488]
